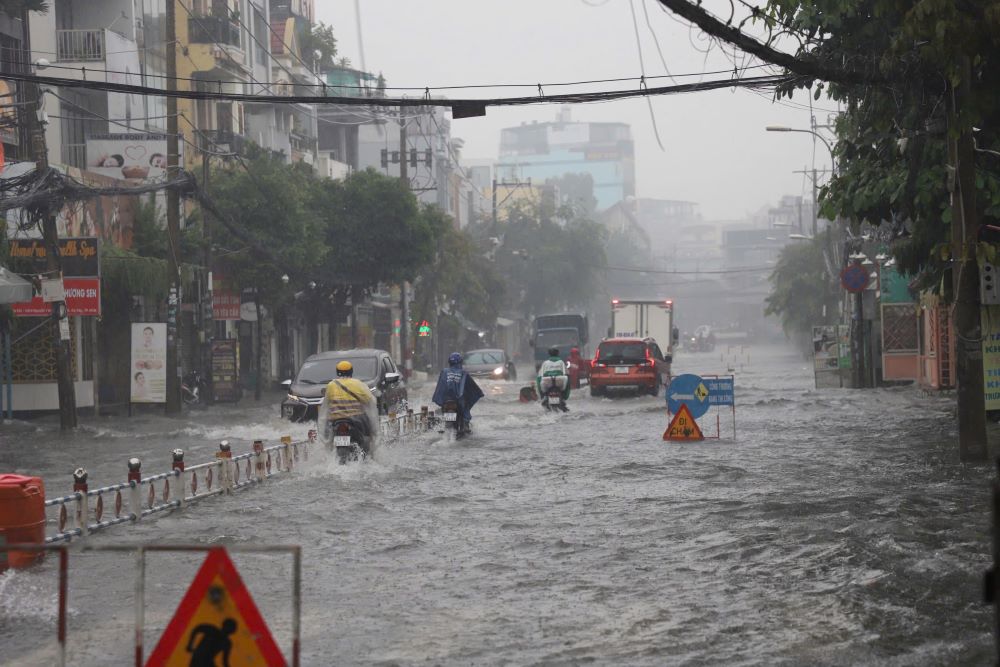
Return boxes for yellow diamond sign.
[694,382,709,402]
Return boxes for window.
[252,9,268,67]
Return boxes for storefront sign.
[131,323,167,403]
[211,339,240,402]
[11,277,101,317]
[85,133,170,182]
[9,237,100,277]
[983,305,1000,411]
[213,291,241,320]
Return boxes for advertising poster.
[211,339,240,403]
[86,133,170,182]
[131,323,166,403]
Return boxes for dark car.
[462,348,517,381]
[588,337,670,397]
[281,349,407,422]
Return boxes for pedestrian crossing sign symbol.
[145,548,286,666]
[663,404,705,441]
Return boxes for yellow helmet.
[335,360,353,377]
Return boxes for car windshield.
[598,342,646,364]
[464,351,504,365]
[296,357,378,384]
[536,330,580,347]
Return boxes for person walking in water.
[186,618,237,667]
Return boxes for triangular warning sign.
[663,403,704,441]
[146,548,286,666]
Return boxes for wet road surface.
[0,344,995,665]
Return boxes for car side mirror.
[384,371,401,385]
[281,379,292,388]
[665,354,673,364]
[672,327,679,343]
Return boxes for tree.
[654,0,1000,460]
[411,206,504,360]
[468,199,607,318]
[310,168,435,347]
[765,231,840,351]
[207,147,328,399]
[298,21,337,72]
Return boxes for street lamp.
[767,125,837,238]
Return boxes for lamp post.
[766,125,836,237]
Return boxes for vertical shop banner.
[983,305,1000,410]
[131,323,167,403]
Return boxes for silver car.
[462,349,517,381]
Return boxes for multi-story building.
[496,107,635,211]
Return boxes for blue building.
[496,108,635,211]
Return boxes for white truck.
[609,298,679,362]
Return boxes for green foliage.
[467,199,607,317]
[298,21,337,71]
[765,231,840,341]
[412,206,504,328]
[765,0,1000,297]
[312,168,434,299]
[208,147,327,307]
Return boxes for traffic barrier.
[39,407,441,544]
[0,474,46,569]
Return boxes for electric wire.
[628,0,666,151]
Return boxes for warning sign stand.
[663,404,704,441]
[135,544,301,667]
[664,374,736,441]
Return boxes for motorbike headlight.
[492,367,504,375]
[286,393,300,401]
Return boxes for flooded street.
[1,343,995,665]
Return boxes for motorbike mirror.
[281,379,292,388]
[384,372,401,384]
[528,339,534,347]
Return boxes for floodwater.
[0,344,995,665]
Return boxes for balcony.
[56,30,105,62]
[187,16,241,48]
[198,129,246,155]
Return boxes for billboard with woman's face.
[131,323,166,403]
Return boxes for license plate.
[444,412,458,422]
[548,396,561,405]
[333,436,352,447]
[615,366,630,374]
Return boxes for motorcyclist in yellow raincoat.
[320,360,377,446]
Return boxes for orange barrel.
[0,474,46,570]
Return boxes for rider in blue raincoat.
[432,352,484,430]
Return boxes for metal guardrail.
[42,407,443,543]
[43,434,314,544]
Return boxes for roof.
[305,348,387,361]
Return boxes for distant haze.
[318,0,836,220]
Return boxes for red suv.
[589,338,670,397]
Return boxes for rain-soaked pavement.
[0,343,996,665]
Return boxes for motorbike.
[440,399,468,440]
[181,370,208,405]
[542,380,569,413]
[326,418,371,464]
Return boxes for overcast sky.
[317,0,838,221]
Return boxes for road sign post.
[666,373,736,440]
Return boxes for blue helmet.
[448,352,463,367]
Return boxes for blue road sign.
[705,377,735,407]
[667,373,710,418]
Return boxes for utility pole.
[201,152,213,404]
[164,0,182,414]
[949,58,987,462]
[27,82,76,429]
[491,176,498,232]
[398,108,410,376]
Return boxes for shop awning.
[0,267,33,304]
